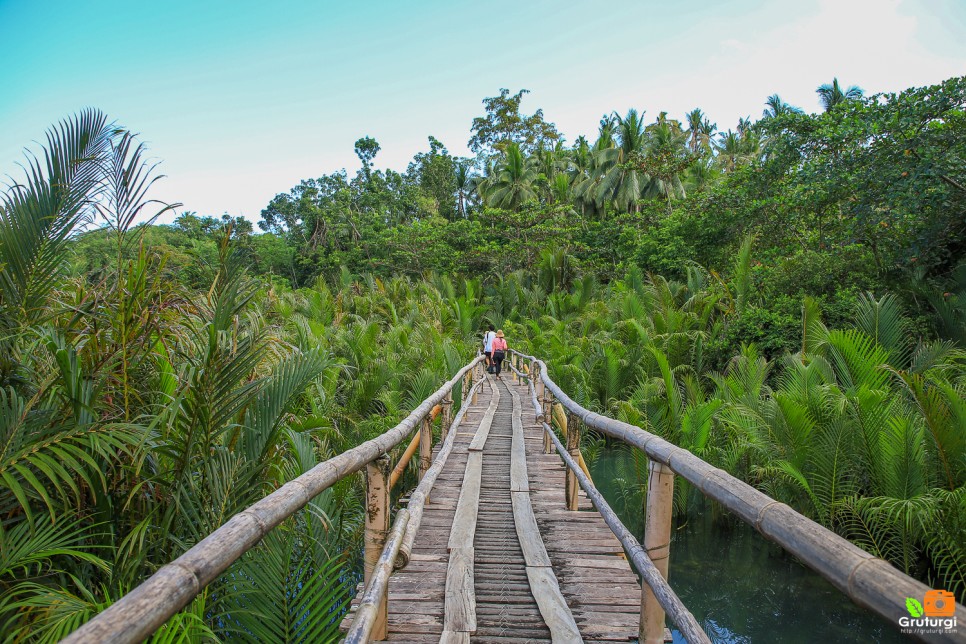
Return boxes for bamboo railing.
[345,375,487,641]
[509,349,966,644]
[61,357,483,644]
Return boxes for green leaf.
[906,597,924,617]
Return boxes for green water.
[589,449,907,643]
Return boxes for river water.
[588,449,907,643]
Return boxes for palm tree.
[629,121,694,213]
[470,159,497,208]
[528,142,569,204]
[763,94,803,118]
[487,143,538,210]
[714,130,750,171]
[816,78,864,112]
[592,109,650,214]
[685,108,716,155]
[595,114,616,150]
[454,162,472,218]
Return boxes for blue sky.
[1,0,964,224]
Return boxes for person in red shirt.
[491,330,508,379]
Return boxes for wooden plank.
[508,386,529,492]
[526,567,582,643]
[511,492,551,567]
[506,383,582,642]
[366,380,645,642]
[447,452,482,550]
[443,546,476,632]
[438,630,470,644]
[468,381,500,452]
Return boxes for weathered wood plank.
[526,566,582,643]
[509,389,529,493]
[510,491,550,567]
[448,452,482,550]
[438,630,469,644]
[468,380,500,452]
[365,380,647,643]
[443,546,476,633]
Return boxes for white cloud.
[648,0,965,127]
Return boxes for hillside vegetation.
[2,76,965,640]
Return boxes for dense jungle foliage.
[2,76,965,641]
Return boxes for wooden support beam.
[542,366,553,455]
[533,359,545,401]
[364,455,391,640]
[543,389,553,455]
[565,413,580,511]
[641,460,674,644]
[419,416,432,481]
[344,509,409,644]
[388,431,420,490]
[439,631,470,644]
[445,448,483,634]
[441,390,453,442]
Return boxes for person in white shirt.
[482,324,496,371]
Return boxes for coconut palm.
[529,142,569,204]
[454,162,473,218]
[635,120,694,212]
[816,78,864,112]
[763,94,803,118]
[714,124,762,172]
[591,109,651,213]
[685,108,716,155]
[487,143,539,210]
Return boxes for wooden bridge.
[64,352,966,643]
[341,375,645,642]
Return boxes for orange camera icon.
[924,589,956,617]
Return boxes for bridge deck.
[346,377,642,642]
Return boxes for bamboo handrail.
[345,509,411,644]
[396,377,485,568]
[389,432,421,490]
[62,356,484,644]
[510,350,966,641]
[551,402,594,484]
[531,386,708,642]
[388,404,442,490]
[345,377,487,638]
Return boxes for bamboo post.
[472,366,480,405]
[388,432,420,490]
[441,390,453,443]
[640,460,674,644]
[365,455,391,640]
[542,389,553,455]
[565,413,580,511]
[419,415,432,481]
[533,360,545,401]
